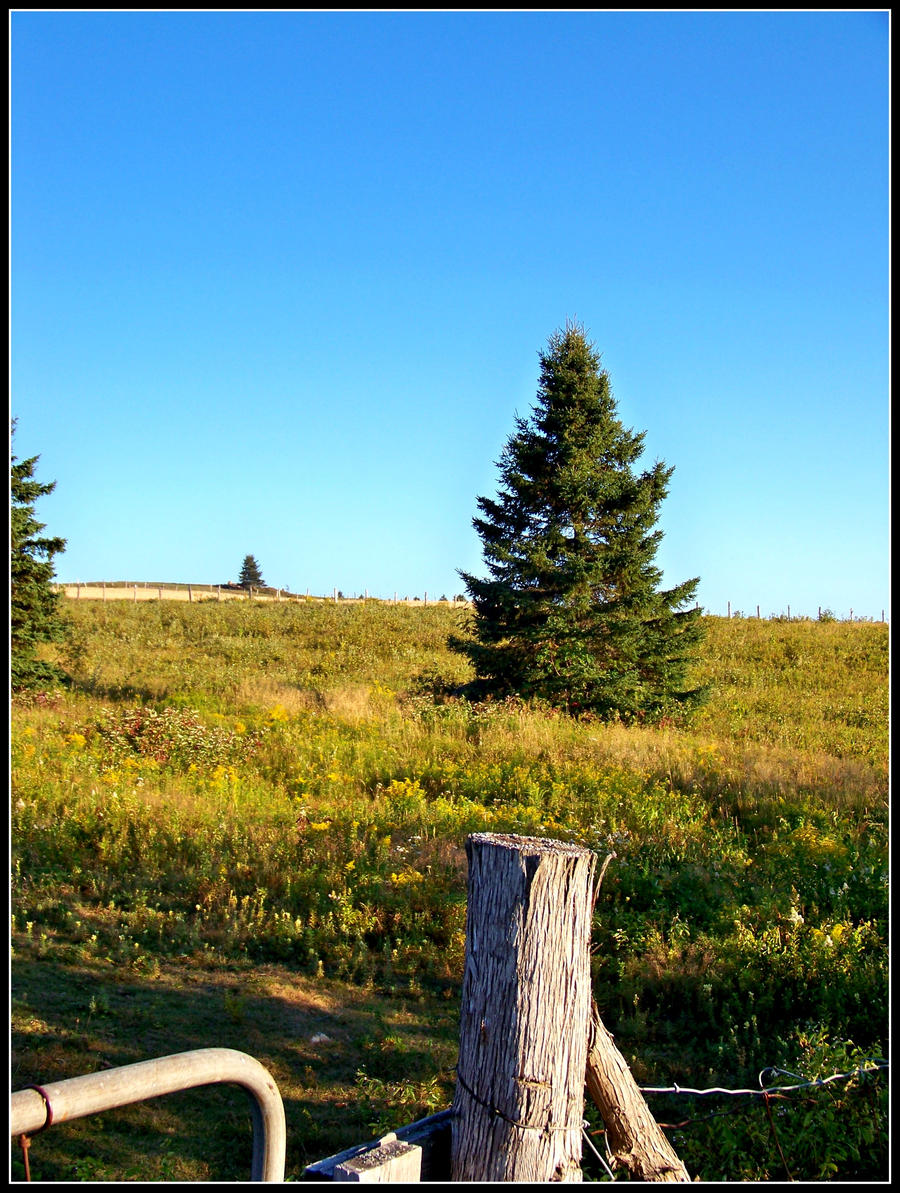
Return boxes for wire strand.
[638,1059,887,1100]
[581,1123,616,1181]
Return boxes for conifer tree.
[452,323,705,720]
[10,421,68,689]
[238,554,264,588]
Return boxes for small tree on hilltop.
[11,420,68,690]
[238,554,264,589]
[451,323,705,720]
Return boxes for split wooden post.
[585,1001,690,1181]
[451,833,596,1182]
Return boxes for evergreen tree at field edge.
[452,322,706,720]
[10,420,68,690]
[238,554,264,589]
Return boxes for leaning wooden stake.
[585,1001,690,1182]
[451,833,596,1182]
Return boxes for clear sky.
[11,10,889,619]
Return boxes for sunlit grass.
[11,601,888,1180]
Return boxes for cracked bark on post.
[451,833,597,1182]
[585,1000,690,1181]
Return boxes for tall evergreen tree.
[238,554,264,588]
[452,323,705,720]
[10,421,68,689]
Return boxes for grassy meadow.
[10,598,889,1181]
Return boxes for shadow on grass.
[11,953,459,1182]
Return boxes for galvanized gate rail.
[10,1047,286,1182]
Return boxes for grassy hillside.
[11,600,888,1180]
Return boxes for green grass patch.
[11,602,888,1180]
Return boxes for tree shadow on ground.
[11,954,458,1181]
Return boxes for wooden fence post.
[451,833,596,1182]
[585,1002,690,1181]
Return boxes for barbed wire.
[583,1059,888,1181]
[637,1057,887,1099]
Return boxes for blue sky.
[11,11,889,618]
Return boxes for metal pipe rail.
[10,1047,286,1182]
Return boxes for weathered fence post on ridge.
[304,834,688,1183]
[451,833,596,1182]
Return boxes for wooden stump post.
[451,833,596,1183]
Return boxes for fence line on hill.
[52,584,886,622]
[52,582,469,607]
[719,601,886,624]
